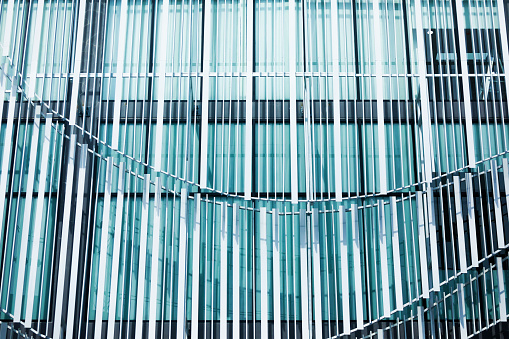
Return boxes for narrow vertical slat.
[260,207,269,338]
[351,204,363,329]
[453,176,467,274]
[417,306,425,339]
[13,109,41,323]
[232,203,240,338]
[94,158,114,339]
[0,84,19,262]
[154,0,169,172]
[244,0,253,200]
[52,134,77,339]
[199,0,213,188]
[68,0,87,126]
[458,283,467,338]
[330,0,342,201]
[272,208,281,339]
[220,201,228,339]
[289,0,299,204]
[373,0,387,194]
[111,0,129,150]
[148,178,162,338]
[417,192,429,299]
[426,189,440,292]
[135,174,151,339]
[191,194,201,339]
[412,0,434,183]
[312,208,322,339]
[340,206,350,334]
[26,114,57,329]
[1,0,15,56]
[27,0,45,99]
[176,188,189,339]
[453,0,476,168]
[299,209,310,339]
[66,144,89,339]
[491,160,505,249]
[390,197,403,311]
[378,200,390,317]
[497,257,508,322]
[105,162,125,339]
[466,173,478,267]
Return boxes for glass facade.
[0,0,509,338]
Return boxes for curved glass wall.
[0,0,509,338]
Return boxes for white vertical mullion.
[413,0,434,182]
[299,209,310,339]
[27,0,45,99]
[373,0,387,194]
[417,192,429,299]
[94,158,114,339]
[66,144,89,339]
[52,134,77,339]
[466,173,478,267]
[200,0,212,188]
[244,0,253,200]
[453,176,467,274]
[25,113,55,328]
[330,0,342,201]
[390,197,403,311]
[191,194,201,339]
[111,0,129,150]
[148,178,162,339]
[135,174,151,339]
[176,188,189,339]
[351,204,363,330]
[490,160,505,249]
[454,0,476,167]
[312,208,322,339]
[106,162,125,339]
[378,200,390,318]
[154,0,169,172]
[339,206,350,335]
[68,0,87,126]
[260,207,268,338]
[220,201,228,339]
[13,110,41,323]
[289,0,299,204]
[232,203,240,338]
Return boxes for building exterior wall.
[0,0,509,338]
